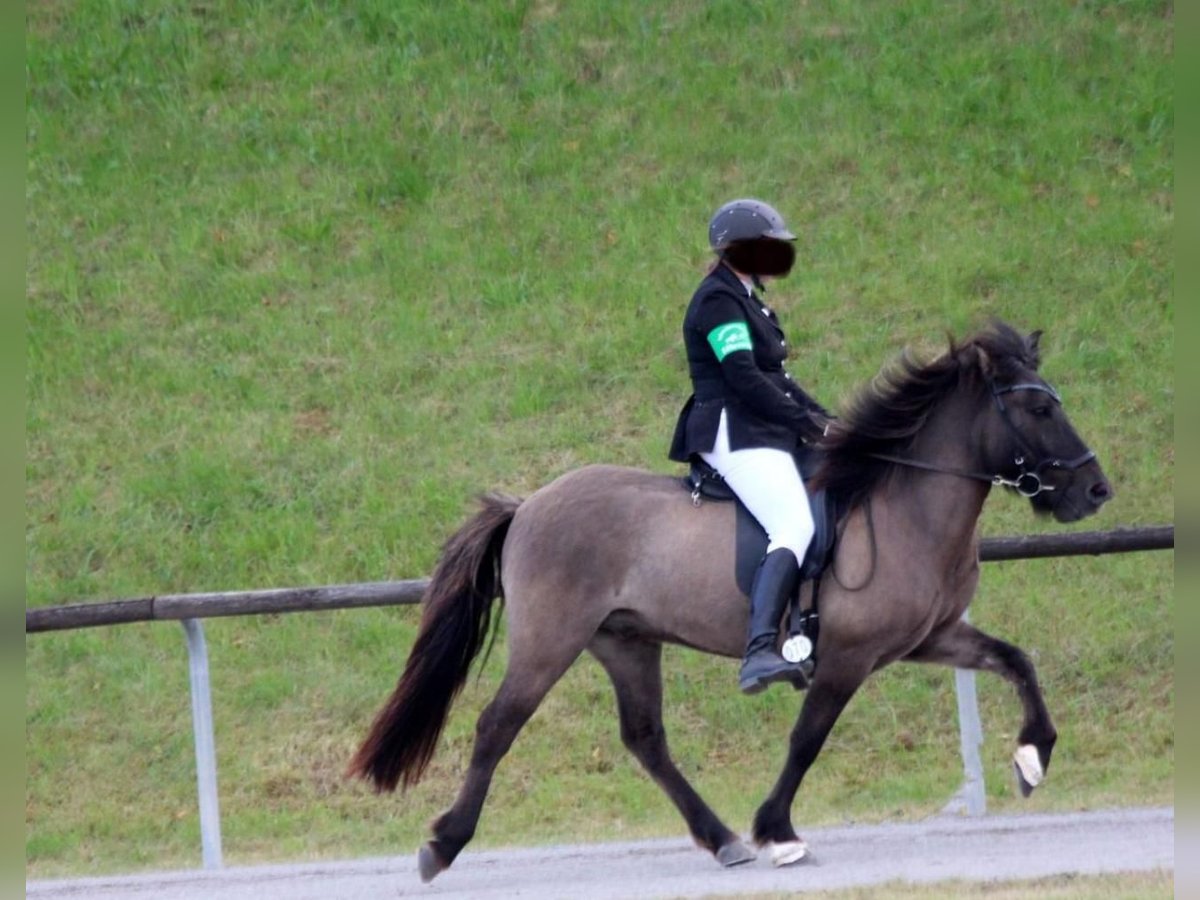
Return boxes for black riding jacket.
[669,263,826,462]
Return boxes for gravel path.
[27,805,1172,900]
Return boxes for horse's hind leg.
[419,632,587,882]
[588,632,756,867]
[906,618,1057,796]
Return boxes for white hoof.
[768,839,808,867]
[1014,744,1044,788]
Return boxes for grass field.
[26,0,1172,878]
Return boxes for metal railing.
[25,525,1174,869]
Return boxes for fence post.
[181,618,223,868]
[952,665,987,816]
[943,610,986,817]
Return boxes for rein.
[864,381,1096,498]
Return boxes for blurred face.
[722,238,796,279]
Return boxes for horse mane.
[811,320,1041,512]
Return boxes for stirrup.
[739,651,809,695]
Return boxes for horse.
[348,320,1111,880]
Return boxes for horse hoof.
[768,839,808,867]
[417,843,446,883]
[716,840,757,867]
[1013,744,1043,797]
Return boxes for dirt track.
[27,805,1172,900]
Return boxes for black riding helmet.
[708,198,797,279]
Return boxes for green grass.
[26,0,1172,878]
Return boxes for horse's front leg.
[906,618,1056,796]
[752,664,869,867]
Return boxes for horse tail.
[348,492,520,792]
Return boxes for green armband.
[707,321,752,361]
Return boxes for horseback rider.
[669,198,832,694]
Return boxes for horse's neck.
[879,394,990,560]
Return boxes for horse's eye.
[1031,405,1052,418]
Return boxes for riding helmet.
[707,198,797,277]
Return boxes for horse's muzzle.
[1087,477,1113,508]
[1047,466,1112,523]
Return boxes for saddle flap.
[798,489,836,582]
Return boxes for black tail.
[348,493,520,792]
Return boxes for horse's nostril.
[1090,481,1112,503]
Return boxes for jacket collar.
[709,260,757,300]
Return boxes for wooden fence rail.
[26,525,1173,635]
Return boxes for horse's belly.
[502,466,749,659]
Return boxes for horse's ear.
[969,340,995,379]
[1026,330,1043,369]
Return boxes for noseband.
[866,381,1096,498]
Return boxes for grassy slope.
[26,0,1172,876]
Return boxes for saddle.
[685,452,839,584]
[683,450,839,661]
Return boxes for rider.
[669,198,832,694]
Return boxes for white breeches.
[700,411,815,560]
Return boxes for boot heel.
[739,676,767,695]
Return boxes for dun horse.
[349,321,1111,880]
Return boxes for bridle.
[831,377,1097,594]
[865,380,1097,498]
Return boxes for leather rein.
[865,381,1096,498]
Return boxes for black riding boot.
[738,548,807,694]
